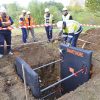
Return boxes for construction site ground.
[0,28,100,100]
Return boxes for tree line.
[2,0,100,26]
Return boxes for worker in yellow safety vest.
[57,20,83,47]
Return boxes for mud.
[0,28,100,100]
[59,28,100,100]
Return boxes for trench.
[14,42,93,100]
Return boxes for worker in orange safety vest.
[0,8,14,58]
[19,10,28,43]
[25,11,35,42]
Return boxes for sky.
[0,0,67,7]
[0,0,85,8]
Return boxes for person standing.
[0,8,14,58]
[26,11,35,42]
[19,10,27,43]
[44,8,54,42]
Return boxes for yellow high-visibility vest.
[63,20,80,34]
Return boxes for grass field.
[12,26,95,37]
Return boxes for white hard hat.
[45,8,49,13]
[62,7,68,11]
[57,21,63,29]
[22,10,26,13]
[0,7,7,13]
[27,11,31,14]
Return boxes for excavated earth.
[0,40,60,100]
[0,28,100,100]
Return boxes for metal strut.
[41,68,84,93]
[33,59,62,71]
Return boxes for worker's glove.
[27,26,31,29]
[28,26,31,28]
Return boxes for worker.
[61,7,73,44]
[44,8,54,42]
[0,8,14,58]
[19,10,27,43]
[57,20,83,47]
[26,11,35,42]
[62,7,73,21]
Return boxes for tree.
[86,0,100,12]
[44,1,63,11]
[28,0,45,24]
[6,2,22,26]
[49,6,62,22]
[28,0,63,24]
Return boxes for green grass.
[12,27,60,36]
[12,28,21,36]
[83,26,95,32]
[11,25,95,37]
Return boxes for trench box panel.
[15,57,40,98]
[60,43,92,93]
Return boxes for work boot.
[0,54,3,58]
[8,51,13,55]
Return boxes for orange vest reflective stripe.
[0,15,12,30]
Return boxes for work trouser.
[27,28,35,41]
[21,28,28,43]
[45,26,53,41]
[67,26,83,47]
[0,30,12,55]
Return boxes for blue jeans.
[0,31,12,55]
[45,26,53,41]
[21,28,27,43]
[67,26,83,47]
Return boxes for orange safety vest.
[0,15,12,30]
[19,15,27,27]
[25,16,34,28]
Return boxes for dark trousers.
[66,26,83,47]
[0,31,11,55]
[45,26,53,41]
[21,28,27,43]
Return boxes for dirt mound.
[0,42,60,100]
[79,28,100,51]
[14,43,59,67]
[14,43,61,99]
[1,28,100,100]
[0,56,34,100]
